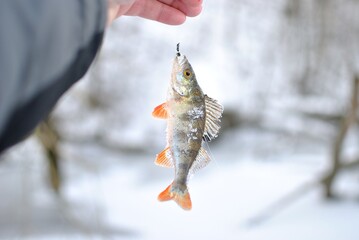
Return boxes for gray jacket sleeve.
[0,0,107,153]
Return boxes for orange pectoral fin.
[152,103,168,119]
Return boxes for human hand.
[107,0,203,26]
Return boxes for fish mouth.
[171,53,191,96]
[175,55,187,67]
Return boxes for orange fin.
[174,191,192,210]
[158,183,192,210]
[152,103,168,119]
[155,147,174,168]
[158,184,173,201]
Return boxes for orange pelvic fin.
[155,147,174,168]
[152,103,168,119]
[158,183,192,210]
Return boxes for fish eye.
[183,69,192,79]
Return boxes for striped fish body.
[153,48,223,210]
[167,83,205,197]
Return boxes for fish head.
[171,54,198,97]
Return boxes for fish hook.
[176,43,181,57]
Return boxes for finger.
[125,0,187,25]
[160,0,202,8]
[159,0,202,17]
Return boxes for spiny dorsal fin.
[155,147,174,168]
[189,147,211,176]
[203,95,223,142]
[152,102,168,119]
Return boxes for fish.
[152,44,223,210]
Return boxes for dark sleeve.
[0,0,107,153]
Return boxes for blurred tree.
[35,117,61,193]
[322,76,359,198]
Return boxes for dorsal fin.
[203,95,223,142]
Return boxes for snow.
[1,128,359,240]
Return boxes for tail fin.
[158,183,192,210]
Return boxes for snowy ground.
[1,128,359,240]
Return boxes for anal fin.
[155,147,174,168]
[189,147,211,176]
